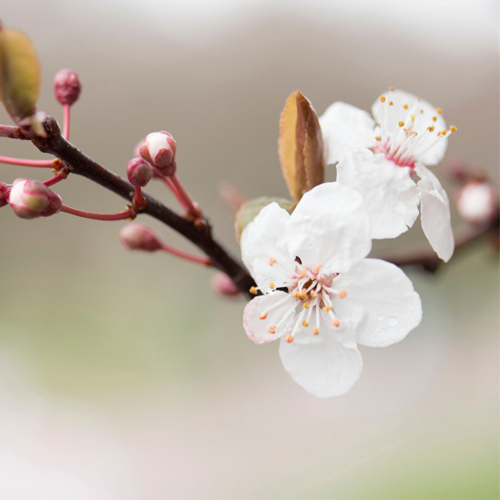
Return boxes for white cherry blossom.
[241,182,422,397]
[320,89,456,262]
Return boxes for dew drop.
[388,317,399,327]
[377,315,385,322]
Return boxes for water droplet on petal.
[388,317,399,327]
[377,315,385,322]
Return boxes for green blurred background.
[0,0,498,498]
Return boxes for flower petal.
[415,164,455,262]
[243,291,296,344]
[336,148,420,239]
[241,202,295,292]
[319,101,376,165]
[285,182,371,274]
[333,259,423,347]
[372,89,448,166]
[279,323,363,397]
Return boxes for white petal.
[279,323,363,397]
[319,102,376,164]
[336,148,420,239]
[415,164,455,262]
[285,182,371,274]
[243,292,296,345]
[372,89,448,166]
[241,203,295,292]
[333,259,423,348]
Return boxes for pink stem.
[60,205,134,221]
[162,177,190,212]
[0,125,28,139]
[44,174,65,187]
[0,155,54,167]
[170,174,201,218]
[160,243,212,266]
[134,186,145,208]
[62,105,71,140]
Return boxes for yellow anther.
[375,135,381,141]
[438,129,447,136]
[292,291,299,298]
[420,109,424,113]
[389,87,394,91]
[403,104,409,110]
[285,335,294,343]
[331,319,340,327]
[315,263,323,271]
[379,96,386,102]
[269,257,276,266]
[303,302,310,309]
[302,321,309,327]
[410,114,415,122]
[300,268,307,278]
[268,326,276,334]
[269,282,275,289]
[312,327,319,335]
[338,290,347,299]
[259,312,268,320]
[450,125,457,132]
[398,121,405,127]
[432,116,437,122]
[436,108,442,114]
[310,290,318,298]
[323,305,332,312]
[427,126,435,132]
[250,286,258,295]
[389,101,393,106]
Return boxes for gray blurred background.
[0,0,498,498]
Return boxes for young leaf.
[235,197,295,242]
[0,28,41,121]
[278,91,325,203]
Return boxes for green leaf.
[235,196,295,242]
[0,28,41,120]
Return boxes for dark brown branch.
[31,117,256,295]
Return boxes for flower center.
[373,91,456,168]
[254,262,347,343]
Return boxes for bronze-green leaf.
[0,28,41,120]
[235,196,295,242]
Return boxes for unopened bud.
[119,223,163,252]
[8,178,62,219]
[127,157,153,187]
[457,181,499,224]
[0,182,10,208]
[211,271,242,296]
[53,69,82,106]
[140,131,177,177]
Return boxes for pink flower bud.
[140,131,177,177]
[53,69,82,106]
[211,271,242,296]
[0,182,10,208]
[127,157,153,187]
[457,181,499,224]
[8,178,62,219]
[119,223,164,252]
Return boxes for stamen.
[268,326,276,334]
[259,312,268,320]
[450,126,457,132]
[313,327,319,335]
[250,286,258,295]
[375,135,381,141]
[432,116,437,122]
[269,257,276,266]
[398,121,404,127]
[388,87,394,91]
[303,302,309,309]
[436,108,442,114]
[338,290,347,299]
[331,319,340,327]
[302,321,309,327]
[269,282,275,289]
[300,268,307,278]
[323,305,332,312]
[403,104,409,110]
[285,335,294,343]
[379,96,386,102]
[315,263,323,271]
[389,101,393,106]
[310,290,318,298]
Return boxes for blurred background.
[0,0,498,498]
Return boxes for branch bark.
[31,117,256,295]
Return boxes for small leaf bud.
[456,181,499,225]
[140,131,177,177]
[119,223,163,252]
[127,157,153,187]
[8,178,61,219]
[53,69,82,106]
[0,182,10,208]
[211,271,242,296]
